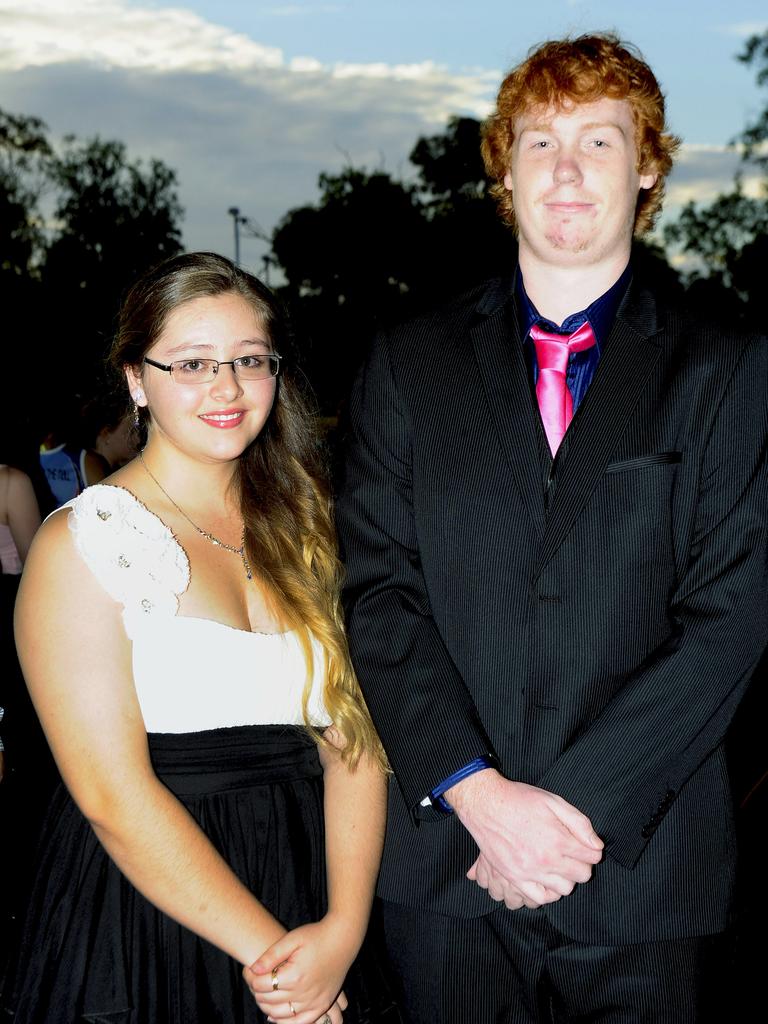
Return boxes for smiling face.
[126,291,278,466]
[504,96,658,272]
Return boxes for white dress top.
[65,485,331,734]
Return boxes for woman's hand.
[242,913,356,1023]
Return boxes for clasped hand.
[446,770,604,910]
[243,914,354,1024]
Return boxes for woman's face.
[126,291,278,466]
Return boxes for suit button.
[641,826,653,838]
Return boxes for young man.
[337,33,768,1023]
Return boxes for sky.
[0,0,766,276]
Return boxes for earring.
[132,389,145,429]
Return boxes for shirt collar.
[516,262,633,353]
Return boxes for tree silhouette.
[272,167,431,412]
[664,30,767,325]
[1,109,54,430]
[410,116,488,202]
[408,116,515,295]
[0,109,51,280]
[0,109,185,443]
[271,118,516,413]
[41,136,183,397]
[736,31,768,171]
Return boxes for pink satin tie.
[529,321,596,455]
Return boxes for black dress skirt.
[2,725,396,1023]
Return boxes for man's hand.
[446,769,604,907]
[467,854,567,909]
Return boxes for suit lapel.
[533,283,664,579]
[470,291,547,538]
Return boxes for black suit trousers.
[380,899,734,1024]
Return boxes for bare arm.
[15,512,286,965]
[245,732,387,1023]
[6,467,41,564]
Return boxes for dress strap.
[66,485,190,636]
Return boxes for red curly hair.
[481,33,680,236]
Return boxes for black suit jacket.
[336,267,768,944]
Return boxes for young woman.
[4,252,390,1024]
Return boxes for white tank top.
[64,485,331,734]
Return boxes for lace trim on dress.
[67,485,190,636]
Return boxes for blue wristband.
[429,755,495,813]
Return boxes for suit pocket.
[605,451,682,474]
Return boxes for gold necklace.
[139,450,252,580]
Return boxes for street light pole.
[226,207,271,273]
[227,206,241,266]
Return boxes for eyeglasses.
[144,353,281,384]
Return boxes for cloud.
[289,56,324,72]
[718,21,768,37]
[0,0,500,272]
[0,0,497,117]
[0,55,492,269]
[0,0,284,72]
[656,143,764,234]
[0,0,495,111]
[0,0,759,270]
[263,5,344,14]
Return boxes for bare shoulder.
[20,504,113,615]
[25,503,74,562]
[6,464,37,502]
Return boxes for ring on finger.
[289,1002,296,1016]
[320,1016,331,1024]
[271,966,279,992]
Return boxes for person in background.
[0,463,41,576]
[0,461,45,967]
[337,32,768,1023]
[39,396,109,507]
[81,394,138,471]
[4,252,391,1024]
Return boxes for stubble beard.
[544,229,592,254]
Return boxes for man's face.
[504,96,657,269]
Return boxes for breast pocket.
[604,451,682,474]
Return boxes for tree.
[663,30,768,324]
[407,116,514,293]
[736,32,768,171]
[0,111,185,441]
[272,167,431,411]
[0,108,54,428]
[271,119,516,413]
[0,109,51,279]
[410,116,488,203]
[42,136,183,393]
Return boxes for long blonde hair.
[110,251,386,770]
